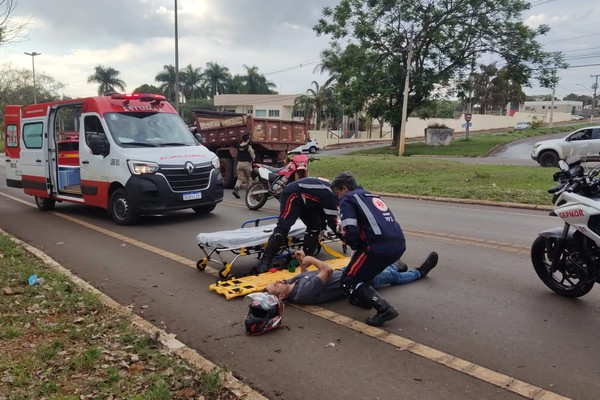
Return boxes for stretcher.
[209,257,349,300]
[196,216,345,281]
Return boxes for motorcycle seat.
[264,165,284,173]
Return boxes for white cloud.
[1,0,598,100]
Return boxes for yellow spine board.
[209,257,349,300]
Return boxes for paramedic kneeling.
[331,171,405,327]
[254,177,339,274]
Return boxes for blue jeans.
[372,266,420,289]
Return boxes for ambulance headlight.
[127,160,160,175]
[211,156,220,169]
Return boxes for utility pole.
[398,37,413,157]
[591,74,599,119]
[549,69,557,128]
[24,52,41,104]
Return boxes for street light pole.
[173,0,180,114]
[398,38,413,157]
[24,51,41,104]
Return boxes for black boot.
[232,187,241,199]
[254,233,285,273]
[303,229,320,256]
[416,252,439,278]
[351,285,399,327]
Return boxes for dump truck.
[192,110,309,188]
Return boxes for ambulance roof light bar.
[110,93,167,106]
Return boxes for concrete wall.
[309,111,573,147]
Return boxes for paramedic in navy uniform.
[254,177,339,274]
[330,171,405,327]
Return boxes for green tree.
[155,64,178,102]
[239,65,277,94]
[564,93,592,107]
[0,64,65,117]
[181,64,205,101]
[314,0,555,149]
[202,62,232,97]
[295,79,336,130]
[87,65,126,96]
[132,84,163,94]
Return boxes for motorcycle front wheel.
[245,182,270,210]
[530,236,595,298]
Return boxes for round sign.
[465,113,472,122]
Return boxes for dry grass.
[0,234,237,400]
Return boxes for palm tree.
[155,64,178,102]
[202,62,232,98]
[241,65,277,94]
[87,65,126,95]
[180,64,205,101]
[296,79,336,130]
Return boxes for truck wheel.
[193,204,216,214]
[35,196,55,211]
[538,151,559,168]
[109,188,140,225]
[220,158,235,189]
[245,182,269,210]
[309,146,317,154]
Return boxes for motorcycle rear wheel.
[531,236,595,298]
[245,182,269,210]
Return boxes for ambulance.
[3,93,223,225]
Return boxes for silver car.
[531,126,600,167]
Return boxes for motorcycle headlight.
[127,160,160,175]
[211,156,220,169]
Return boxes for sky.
[1,0,599,100]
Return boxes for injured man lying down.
[265,249,438,305]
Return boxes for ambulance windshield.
[105,112,197,147]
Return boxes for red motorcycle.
[244,153,311,210]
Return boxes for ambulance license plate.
[183,191,202,201]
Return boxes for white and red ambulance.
[3,93,223,225]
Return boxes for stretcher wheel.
[218,264,232,280]
[196,258,208,271]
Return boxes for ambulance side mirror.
[87,132,110,157]
[194,133,203,145]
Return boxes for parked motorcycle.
[531,158,600,297]
[244,153,311,210]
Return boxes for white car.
[531,126,600,167]
[288,138,320,154]
[514,121,531,131]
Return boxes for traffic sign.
[465,113,472,122]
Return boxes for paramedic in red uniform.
[331,171,404,327]
[254,177,339,274]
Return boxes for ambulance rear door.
[20,114,50,198]
[3,105,22,188]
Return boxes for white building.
[213,94,303,121]
[520,100,583,115]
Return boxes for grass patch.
[0,234,237,399]
[311,155,553,205]
[352,123,593,157]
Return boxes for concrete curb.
[374,191,553,212]
[1,228,267,400]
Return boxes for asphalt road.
[2,137,599,400]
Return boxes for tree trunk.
[391,123,400,147]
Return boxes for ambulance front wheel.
[109,188,140,226]
[35,196,55,211]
